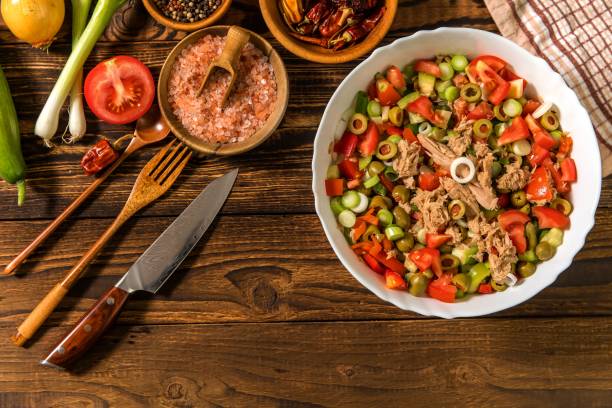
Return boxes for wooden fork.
[11,140,192,347]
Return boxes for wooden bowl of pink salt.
[158,25,289,156]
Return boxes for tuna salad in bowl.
[312,28,601,318]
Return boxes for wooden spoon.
[196,25,250,106]
[2,105,170,276]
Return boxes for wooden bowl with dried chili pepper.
[260,0,397,64]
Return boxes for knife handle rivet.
[107,297,115,306]
[84,324,92,333]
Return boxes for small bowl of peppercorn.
[143,0,231,32]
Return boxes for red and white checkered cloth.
[484,0,612,176]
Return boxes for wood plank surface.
[0,319,610,407]
[1,0,611,406]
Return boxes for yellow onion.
[1,0,64,48]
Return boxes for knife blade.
[41,169,238,370]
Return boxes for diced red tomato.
[426,233,452,249]
[376,78,401,106]
[359,122,379,156]
[467,101,494,120]
[523,100,541,115]
[383,125,403,137]
[469,55,508,73]
[386,65,406,91]
[532,206,571,229]
[526,166,554,203]
[403,127,418,143]
[498,193,510,208]
[324,179,344,196]
[478,283,493,294]
[525,114,556,150]
[560,158,577,182]
[427,277,456,303]
[507,223,527,254]
[379,174,395,194]
[382,238,393,252]
[363,253,385,274]
[338,159,361,180]
[498,209,530,231]
[487,80,510,105]
[557,136,573,160]
[374,252,406,274]
[409,248,442,277]
[334,132,359,157]
[406,96,437,123]
[528,143,550,167]
[418,172,440,191]
[414,59,442,77]
[473,60,510,105]
[498,116,530,145]
[543,158,570,194]
[385,269,407,289]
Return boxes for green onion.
[397,91,420,110]
[359,155,373,170]
[35,0,129,146]
[418,122,432,135]
[381,105,390,122]
[416,228,427,245]
[387,135,402,144]
[377,208,394,226]
[503,99,523,117]
[494,122,508,137]
[435,79,451,94]
[385,225,405,241]
[451,55,469,72]
[443,85,459,102]
[384,166,399,181]
[338,209,356,228]
[354,91,369,115]
[367,100,382,118]
[363,174,380,189]
[341,190,360,209]
[330,197,346,216]
[352,192,369,213]
[494,104,510,121]
[326,165,340,179]
[512,139,532,156]
[438,62,455,80]
[372,183,387,196]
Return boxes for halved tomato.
[84,56,155,125]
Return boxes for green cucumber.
[0,66,26,206]
[417,72,436,96]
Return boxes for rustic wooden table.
[0,1,610,406]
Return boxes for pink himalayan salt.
[168,34,277,144]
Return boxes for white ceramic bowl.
[312,28,601,318]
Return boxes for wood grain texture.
[0,319,611,407]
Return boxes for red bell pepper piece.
[334,131,359,157]
[426,233,452,249]
[557,136,573,160]
[324,178,344,196]
[413,59,442,77]
[498,116,529,145]
[379,174,396,194]
[338,159,361,179]
[525,114,556,150]
[532,206,570,229]
[560,158,577,182]
[467,101,494,120]
[385,269,407,289]
[363,253,385,274]
[352,221,367,241]
[498,209,530,231]
[359,121,379,156]
[427,276,456,303]
[528,143,550,167]
[418,172,440,191]
[374,252,406,274]
[507,223,527,254]
[403,127,418,143]
[526,166,554,203]
[385,65,406,90]
[478,283,493,294]
[376,78,401,106]
[407,96,437,123]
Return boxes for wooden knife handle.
[41,286,129,370]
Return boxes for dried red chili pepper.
[80,139,119,176]
[319,7,354,38]
[330,6,385,49]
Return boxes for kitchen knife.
[41,169,238,370]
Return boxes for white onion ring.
[504,273,518,287]
[532,101,553,119]
[450,157,476,184]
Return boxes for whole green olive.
[535,241,555,261]
[491,280,507,292]
[368,161,385,175]
[517,261,536,278]
[409,273,428,296]
[511,190,527,208]
[392,185,410,203]
[368,195,389,210]
[392,206,411,229]
[396,234,415,252]
[451,273,470,292]
[525,222,537,250]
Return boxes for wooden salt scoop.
[196,25,250,106]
